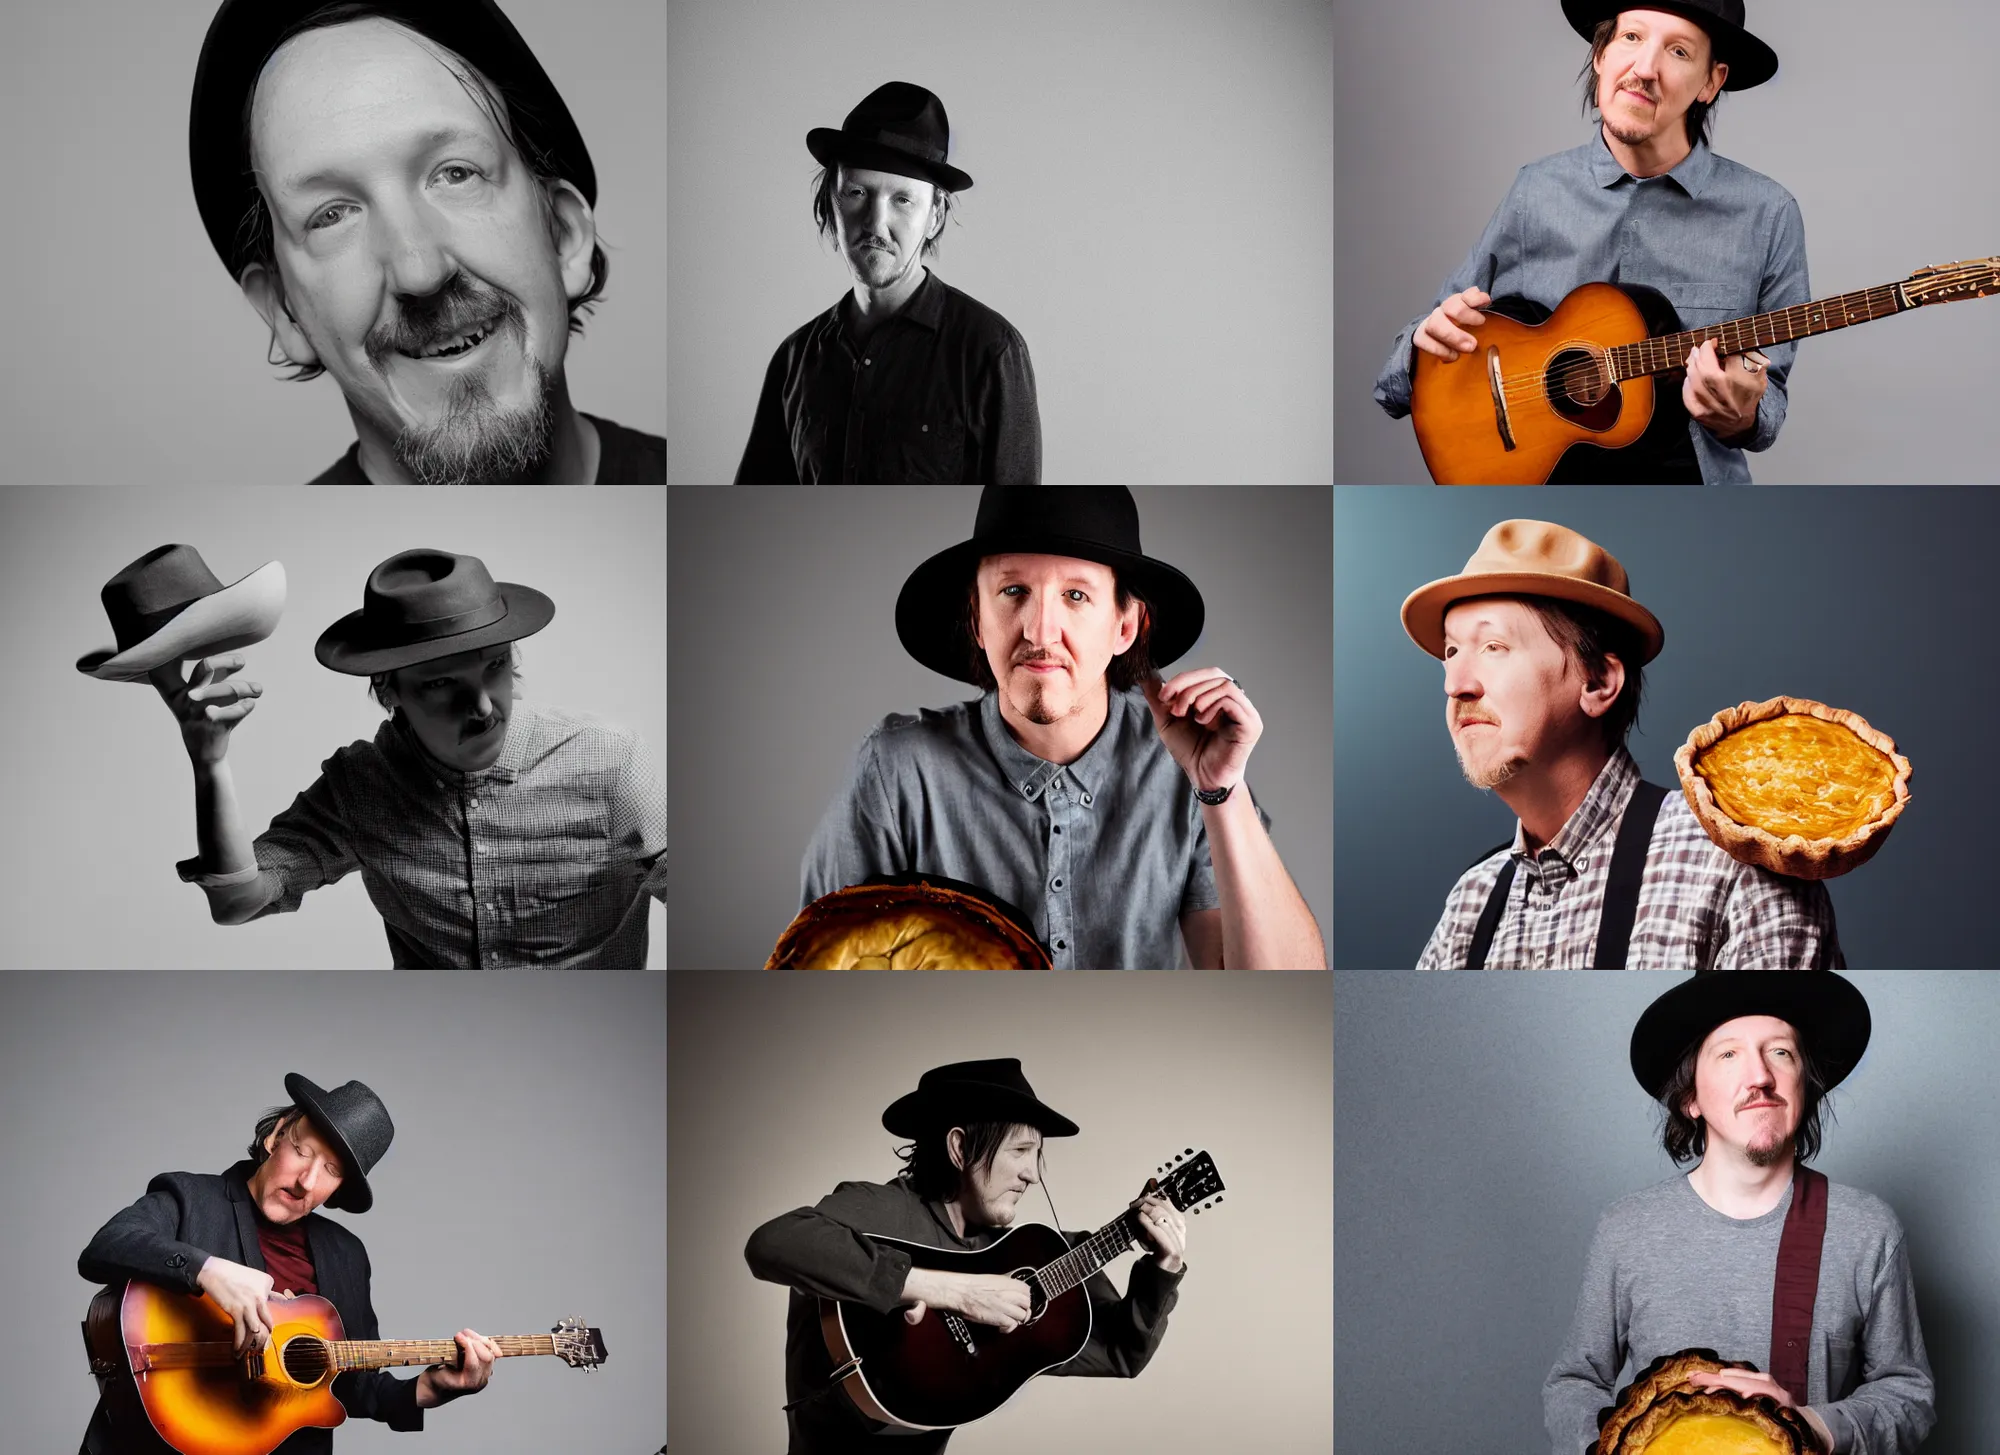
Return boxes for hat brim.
[1562,0,1778,90]
[1401,568,1664,663]
[882,1083,1081,1140]
[283,1072,375,1214]
[77,561,288,682]
[897,536,1206,684]
[806,128,973,193]
[1629,972,1871,1102]
[314,583,554,676]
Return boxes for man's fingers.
[204,700,258,726]
[189,678,260,705]
[903,1300,929,1325]
[1443,297,1487,329]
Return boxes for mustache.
[365,274,523,368]
[460,711,506,741]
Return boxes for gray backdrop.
[668,970,1333,1453]
[1334,970,2000,1454]
[1335,486,1995,968]
[1333,0,2000,484]
[0,971,665,1454]
[0,486,666,968]
[666,0,1335,485]
[667,485,1332,969]
[0,0,665,484]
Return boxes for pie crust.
[1674,697,1911,880]
[1610,1387,1816,1455]
[767,879,1052,969]
[1594,1350,1757,1455]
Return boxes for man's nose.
[296,1161,320,1193]
[866,194,896,240]
[471,687,495,719]
[1443,656,1479,698]
[372,200,455,299]
[1021,591,1064,646]
[1629,43,1663,80]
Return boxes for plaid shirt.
[1415,748,1841,970]
[179,701,666,968]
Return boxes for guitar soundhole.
[1544,347,1622,431]
[1013,1269,1046,1328]
[279,1335,332,1387]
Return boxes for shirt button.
[1055,938,1066,951]
[1052,825,1063,835]
[1052,877,1064,891]
[476,844,489,856]
[468,799,478,810]
[864,358,873,366]
[1081,793,1093,806]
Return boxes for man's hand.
[150,654,262,766]
[1682,340,1769,443]
[1130,1190,1188,1274]
[901,1269,1033,1333]
[196,1255,277,1355]
[416,1330,502,1407]
[1413,287,1493,361]
[1685,1369,1833,1452]
[1142,669,1262,795]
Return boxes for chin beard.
[395,358,557,485]
[1458,746,1527,791]
[1745,1133,1794,1168]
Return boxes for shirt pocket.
[1660,282,1754,332]
[1823,1334,1859,1400]
[879,413,967,484]
[505,806,616,958]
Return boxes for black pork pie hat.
[283,1073,394,1214]
[808,82,974,194]
[315,548,554,676]
[883,1058,1080,1139]
[1563,0,1778,91]
[1629,971,1871,1101]
[190,0,597,278]
[897,487,1205,685]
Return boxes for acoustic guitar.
[1411,257,2000,484]
[81,1280,606,1455]
[819,1149,1225,1432]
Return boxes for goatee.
[1458,747,1526,792]
[1745,1134,1794,1169]
[395,357,557,486]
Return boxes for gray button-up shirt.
[1374,135,1810,484]
[803,689,1263,969]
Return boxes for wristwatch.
[1194,783,1234,806]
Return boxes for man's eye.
[306,204,352,232]
[1065,589,1088,602]
[436,164,482,186]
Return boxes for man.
[190,0,666,483]
[735,81,1040,483]
[1374,3,1806,483]
[1544,972,1935,1453]
[1404,518,1838,968]
[77,1075,500,1453]
[157,547,666,967]
[803,486,1322,969]
[744,1059,1186,1452]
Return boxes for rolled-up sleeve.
[175,766,358,918]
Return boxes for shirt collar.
[977,689,1117,807]
[1590,131,1716,199]
[832,267,945,342]
[1510,745,1641,871]
[383,700,534,787]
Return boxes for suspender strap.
[1769,1165,1829,1406]
[1464,858,1516,970]
[1592,780,1670,969]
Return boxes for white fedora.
[77,544,287,682]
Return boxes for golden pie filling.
[1694,714,1897,841]
[1633,1412,1797,1455]
[784,913,1037,970]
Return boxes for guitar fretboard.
[329,1335,557,1371]
[1034,1208,1152,1301]
[1608,284,1907,381]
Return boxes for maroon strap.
[1769,1165,1828,1406]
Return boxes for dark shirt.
[255,1211,318,1297]
[735,271,1041,483]
[77,1161,421,1454]
[309,412,666,484]
[744,1174,1183,1453]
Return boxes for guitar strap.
[1769,1165,1829,1407]
[1464,781,1669,969]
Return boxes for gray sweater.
[1544,1172,1934,1455]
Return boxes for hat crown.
[841,81,951,163]
[284,1073,394,1214]
[361,548,507,636]
[100,544,227,651]
[971,485,1144,557]
[1464,518,1633,597]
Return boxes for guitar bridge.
[943,1313,977,1356]
[1485,346,1517,452]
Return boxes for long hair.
[895,1120,1026,1202]
[1519,595,1647,749]
[247,1104,311,1168]
[812,163,955,261]
[237,2,610,382]
[1658,1032,1834,1165]
[1578,17,1722,150]
[961,577,1156,693]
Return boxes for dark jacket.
[77,1161,422,1454]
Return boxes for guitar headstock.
[551,1318,607,1370]
[1146,1149,1226,1215]
[1905,257,2000,306]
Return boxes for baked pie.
[1674,697,1911,880]
[767,877,1051,969]
[1594,1350,1816,1455]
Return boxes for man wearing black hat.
[735,81,1041,484]
[76,1076,501,1453]
[157,548,666,967]
[190,1,665,484]
[745,1059,1186,1452]
[1373,3,1807,484]
[1544,974,1935,1454]
[801,486,1323,969]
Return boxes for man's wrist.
[1193,782,1234,806]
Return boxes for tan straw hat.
[1400,519,1664,663]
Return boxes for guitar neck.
[1034,1208,1149,1301]
[330,1335,560,1372]
[1610,282,1910,382]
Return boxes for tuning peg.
[1184,1148,1193,1155]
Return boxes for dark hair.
[248,1104,312,1168]
[238,2,610,382]
[1659,1029,1833,1165]
[1578,16,1722,150]
[1519,595,1646,748]
[812,163,955,260]
[961,574,1155,694]
[895,1120,1033,1201]
[368,642,522,711]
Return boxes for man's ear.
[945,1127,966,1171]
[1701,59,1729,104]
[240,261,319,370]
[543,178,598,303]
[1578,652,1627,722]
